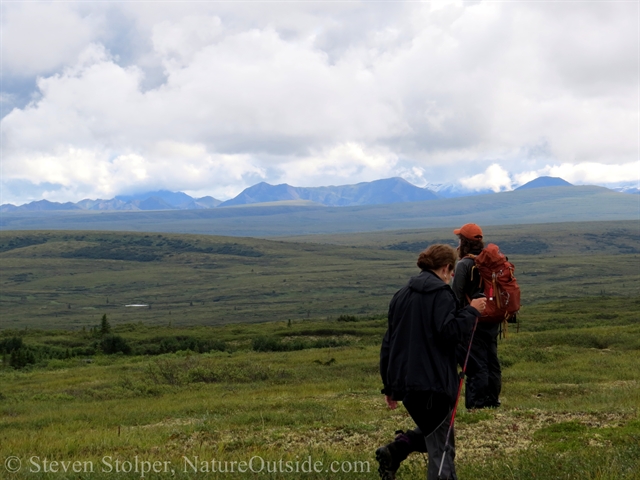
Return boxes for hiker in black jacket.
[452,223,502,409]
[377,244,486,480]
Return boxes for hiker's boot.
[465,382,492,409]
[375,431,412,480]
[374,444,397,480]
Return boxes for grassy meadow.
[1,221,638,330]
[1,221,639,479]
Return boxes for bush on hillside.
[100,335,131,355]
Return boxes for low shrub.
[100,335,131,355]
[252,336,349,352]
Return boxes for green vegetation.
[1,297,639,479]
[0,221,639,478]
[1,222,638,330]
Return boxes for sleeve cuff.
[466,306,481,316]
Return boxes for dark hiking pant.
[401,391,457,480]
[459,322,501,409]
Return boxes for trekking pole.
[437,316,479,480]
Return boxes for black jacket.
[380,270,480,403]
[452,255,482,307]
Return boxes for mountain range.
[2,184,637,237]
[1,176,636,213]
[1,191,222,213]
[218,177,439,207]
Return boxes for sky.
[1,0,638,205]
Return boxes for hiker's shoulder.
[456,256,476,269]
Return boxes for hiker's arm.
[379,296,396,396]
[470,297,486,313]
[385,395,398,410]
[452,260,471,305]
[435,290,478,343]
[380,328,391,394]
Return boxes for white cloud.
[2,142,265,204]
[1,3,102,76]
[458,161,640,193]
[152,16,225,68]
[515,162,640,187]
[279,143,399,187]
[1,2,637,204]
[459,164,513,192]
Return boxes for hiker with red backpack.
[452,223,520,410]
[376,244,486,480]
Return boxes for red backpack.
[470,244,521,323]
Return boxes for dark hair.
[458,235,484,259]
[417,244,457,272]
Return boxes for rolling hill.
[1,220,637,330]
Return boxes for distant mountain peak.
[218,177,438,207]
[0,176,587,213]
[2,199,82,212]
[516,176,573,190]
[2,190,223,212]
[115,190,195,207]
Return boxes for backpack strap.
[461,254,483,306]
[491,274,501,308]
[500,317,508,339]
[463,254,481,285]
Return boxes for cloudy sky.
[1,0,638,204]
